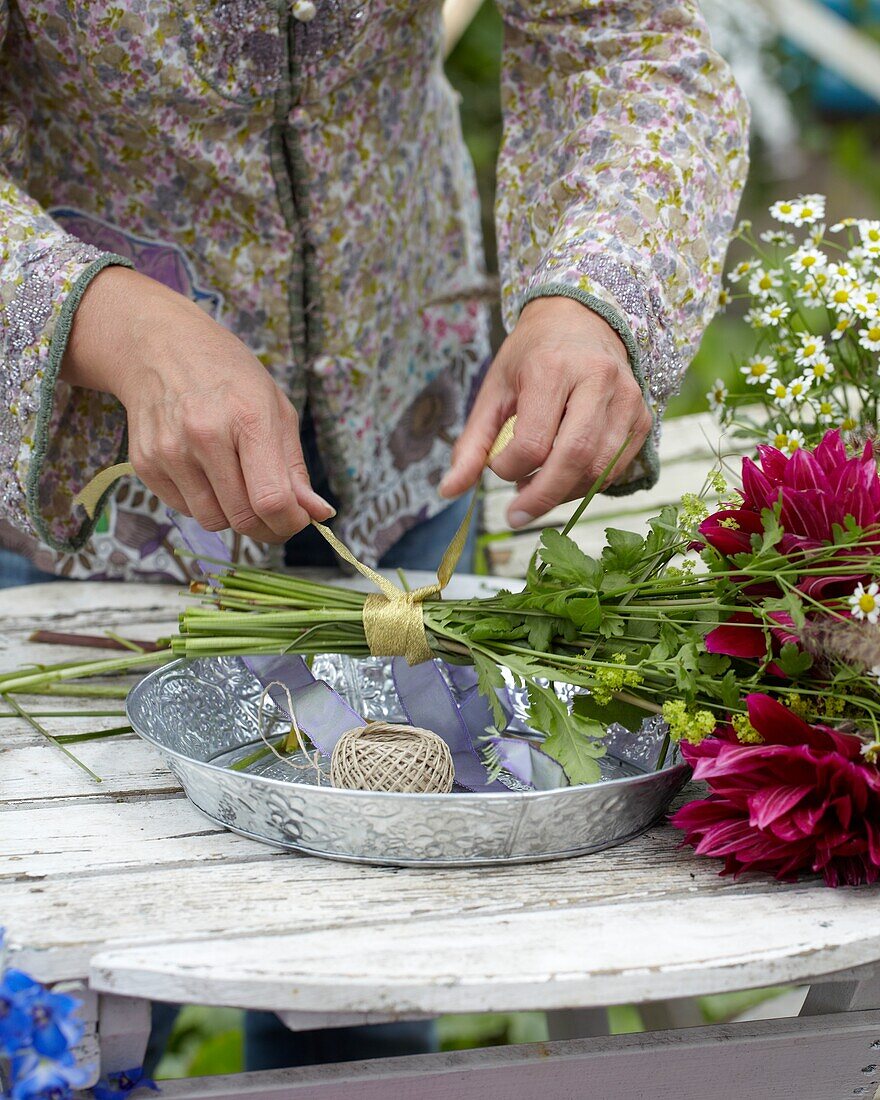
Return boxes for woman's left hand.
[440,297,653,528]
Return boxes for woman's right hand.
[61,266,334,543]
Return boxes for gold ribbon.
[74,462,137,519]
[73,416,516,665]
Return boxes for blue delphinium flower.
[1,926,91,1099]
[0,969,32,1054]
[8,1049,90,1099]
[3,971,83,1058]
[91,1065,160,1098]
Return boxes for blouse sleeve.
[0,15,132,552]
[494,0,750,491]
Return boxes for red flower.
[701,430,880,556]
[672,694,880,886]
[699,431,880,662]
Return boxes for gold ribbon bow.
[74,416,516,665]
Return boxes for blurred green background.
[157,0,880,1079]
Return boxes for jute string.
[74,416,516,666]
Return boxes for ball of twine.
[330,722,455,794]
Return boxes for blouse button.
[291,0,317,21]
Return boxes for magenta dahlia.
[672,694,880,886]
[701,431,880,660]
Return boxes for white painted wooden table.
[2,579,880,1097]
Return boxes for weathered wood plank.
[86,888,880,1015]
[0,795,272,880]
[2,821,789,984]
[95,1012,880,1100]
[1,739,180,804]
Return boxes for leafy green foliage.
[528,682,605,786]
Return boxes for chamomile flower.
[768,425,804,454]
[706,378,728,412]
[831,315,855,341]
[740,354,777,385]
[766,379,793,406]
[816,397,836,424]
[759,302,791,326]
[851,293,880,321]
[793,333,826,366]
[717,287,731,312]
[858,219,880,247]
[787,375,813,402]
[745,307,767,329]
[827,261,858,283]
[789,246,827,275]
[727,259,758,283]
[859,322,880,352]
[769,199,800,224]
[797,273,830,308]
[791,195,826,226]
[847,246,872,273]
[828,281,857,313]
[831,218,858,232]
[849,581,880,624]
[807,223,827,246]
[803,355,834,383]
[760,229,795,247]
[748,268,783,298]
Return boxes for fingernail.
[314,494,336,519]
[508,509,533,530]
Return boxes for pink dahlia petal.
[747,783,814,829]
[741,458,778,512]
[755,444,789,484]
[813,429,847,477]
[783,448,832,494]
[745,693,816,746]
[706,614,767,658]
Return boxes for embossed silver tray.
[128,654,689,867]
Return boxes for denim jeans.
[0,547,59,589]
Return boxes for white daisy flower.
[745,307,767,329]
[768,425,804,454]
[791,195,826,226]
[827,261,858,283]
[831,218,858,232]
[769,199,800,224]
[760,229,796,246]
[808,223,827,246]
[793,333,826,366]
[706,379,728,412]
[816,398,836,424]
[858,219,880,246]
[748,268,784,299]
[828,282,857,313]
[766,379,793,406]
[851,295,880,321]
[850,582,880,624]
[740,354,777,385]
[787,376,813,403]
[759,302,791,326]
[859,323,880,352]
[847,246,872,273]
[727,259,757,284]
[831,316,855,341]
[789,246,827,275]
[803,355,834,382]
[717,287,731,312]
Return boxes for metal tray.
[127,653,689,867]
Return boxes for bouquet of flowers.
[708,195,880,452]
[162,429,880,884]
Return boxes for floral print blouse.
[0,0,748,580]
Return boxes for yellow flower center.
[800,207,814,219]
[779,204,793,214]
[801,255,817,268]
[820,402,832,414]
[868,327,880,342]
[833,289,850,303]
[859,593,877,614]
[759,275,773,289]
[813,362,827,377]
[788,438,801,451]
[773,433,789,448]
[803,343,818,356]
[868,229,880,242]
[751,363,768,376]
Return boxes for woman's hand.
[61,266,333,543]
[440,297,652,528]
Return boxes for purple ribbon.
[170,514,560,790]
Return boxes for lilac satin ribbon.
[170,515,561,789]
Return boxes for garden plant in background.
[708,195,880,451]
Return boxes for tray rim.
[127,657,690,804]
